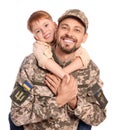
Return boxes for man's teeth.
[64,39,73,43]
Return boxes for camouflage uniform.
[10,46,107,130]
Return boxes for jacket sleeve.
[74,88,107,126]
[67,60,107,126]
[10,54,62,126]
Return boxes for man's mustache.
[61,35,77,43]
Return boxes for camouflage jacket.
[10,53,107,130]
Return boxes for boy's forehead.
[32,18,52,25]
[31,19,54,31]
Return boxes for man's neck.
[52,45,76,67]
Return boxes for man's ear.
[82,33,88,43]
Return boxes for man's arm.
[67,61,108,126]
[45,61,107,126]
[10,54,64,126]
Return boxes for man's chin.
[60,47,76,54]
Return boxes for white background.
[0,0,117,129]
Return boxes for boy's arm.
[63,47,90,74]
[45,58,67,79]
[33,41,68,79]
[63,57,83,74]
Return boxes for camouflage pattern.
[58,9,88,30]
[10,51,107,130]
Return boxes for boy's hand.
[45,73,61,95]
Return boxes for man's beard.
[57,43,79,54]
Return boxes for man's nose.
[66,29,73,36]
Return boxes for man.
[9,9,107,130]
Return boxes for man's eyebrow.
[60,23,68,26]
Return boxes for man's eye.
[75,29,80,32]
[61,26,67,29]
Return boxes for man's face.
[56,18,88,53]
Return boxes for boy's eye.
[45,24,48,27]
[36,30,41,33]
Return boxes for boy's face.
[32,19,57,43]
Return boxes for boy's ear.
[34,36,38,40]
[82,33,88,43]
[54,22,58,29]
[53,22,58,38]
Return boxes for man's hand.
[46,73,78,108]
[56,75,78,107]
[67,97,78,109]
